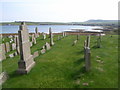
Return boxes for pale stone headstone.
[49,28,54,46]
[42,32,46,40]
[5,42,10,53]
[72,40,77,46]
[0,72,8,85]
[45,42,51,50]
[33,51,39,58]
[17,22,35,74]
[12,43,16,50]
[40,49,46,54]
[32,34,36,45]
[0,44,6,61]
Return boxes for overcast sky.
[0,0,119,22]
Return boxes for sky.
[0,0,119,22]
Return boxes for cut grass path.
[1,35,118,88]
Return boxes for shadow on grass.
[75,50,84,55]
[71,67,86,80]
[9,71,26,79]
[92,45,100,49]
[74,58,84,66]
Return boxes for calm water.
[0,25,101,34]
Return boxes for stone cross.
[32,34,36,45]
[17,22,35,74]
[49,28,54,46]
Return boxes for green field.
[1,34,118,88]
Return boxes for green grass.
[1,35,118,88]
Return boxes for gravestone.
[15,36,20,54]
[0,72,8,85]
[40,49,46,54]
[45,42,51,50]
[35,27,39,38]
[17,22,35,74]
[5,42,10,53]
[72,40,77,46]
[97,34,101,48]
[42,32,46,40]
[12,43,16,50]
[84,35,91,72]
[49,28,54,46]
[32,34,36,45]
[62,32,65,37]
[33,51,39,58]
[0,44,6,61]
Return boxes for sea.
[0,25,101,34]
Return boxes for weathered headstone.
[0,72,8,85]
[35,27,39,38]
[97,34,101,48]
[33,51,39,58]
[0,44,6,61]
[72,40,77,46]
[49,28,54,46]
[15,36,20,54]
[12,43,16,50]
[5,42,10,53]
[45,42,51,50]
[32,34,36,45]
[40,49,46,54]
[84,35,91,72]
[13,52,18,56]
[42,32,46,40]
[17,22,35,74]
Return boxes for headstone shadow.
[74,58,84,66]
[71,67,86,80]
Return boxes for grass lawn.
[1,34,118,88]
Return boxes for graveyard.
[0,22,118,88]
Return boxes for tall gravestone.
[49,27,54,46]
[5,42,10,53]
[15,36,20,54]
[84,35,91,72]
[0,44,6,61]
[97,34,101,48]
[17,22,35,74]
[35,27,39,38]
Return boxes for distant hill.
[85,19,118,23]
